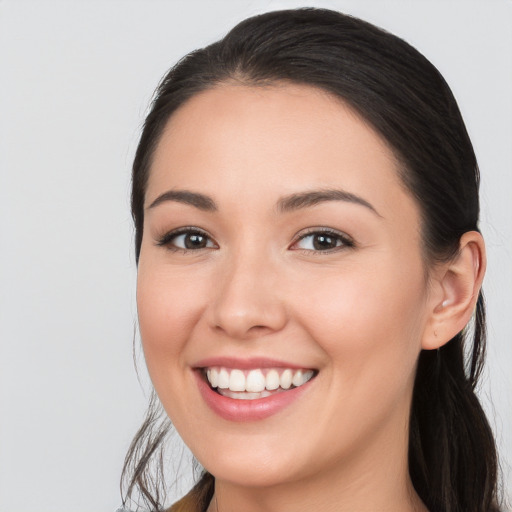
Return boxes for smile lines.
[205,367,315,399]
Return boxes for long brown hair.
[122,8,501,512]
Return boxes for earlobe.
[422,231,486,350]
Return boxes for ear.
[422,231,486,350]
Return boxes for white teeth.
[217,368,230,389]
[205,366,316,396]
[302,370,314,384]
[265,369,280,390]
[218,389,272,400]
[246,369,266,392]
[280,369,293,389]
[208,368,218,388]
[292,370,303,387]
[291,369,314,387]
[229,369,246,392]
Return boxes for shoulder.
[113,489,206,512]
[166,491,204,512]
[113,494,203,512]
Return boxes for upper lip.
[193,356,316,371]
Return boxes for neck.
[209,469,425,512]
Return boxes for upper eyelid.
[293,227,353,242]
[156,226,216,246]
[169,226,209,236]
[290,228,355,251]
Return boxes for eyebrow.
[147,190,217,211]
[276,189,381,216]
[147,187,380,216]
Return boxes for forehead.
[146,83,417,225]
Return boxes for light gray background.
[1,1,510,510]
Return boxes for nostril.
[213,323,273,339]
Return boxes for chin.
[203,458,300,488]
[192,433,321,489]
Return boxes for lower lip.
[195,371,314,422]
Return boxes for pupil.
[185,233,206,249]
[313,234,335,250]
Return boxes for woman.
[121,8,501,512]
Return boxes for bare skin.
[138,83,485,512]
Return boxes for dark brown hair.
[122,8,501,512]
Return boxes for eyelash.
[156,227,355,254]
[156,227,216,253]
[292,228,355,254]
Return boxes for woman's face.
[137,83,434,488]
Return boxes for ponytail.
[409,292,499,512]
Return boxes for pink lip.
[194,356,311,371]
[194,368,315,422]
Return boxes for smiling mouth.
[202,367,317,400]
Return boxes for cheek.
[136,260,207,380]
[287,258,427,457]
[293,256,427,385]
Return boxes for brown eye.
[183,232,209,249]
[311,233,338,250]
[293,229,354,252]
[157,228,216,251]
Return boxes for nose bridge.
[209,241,286,339]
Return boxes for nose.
[207,251,288,340]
